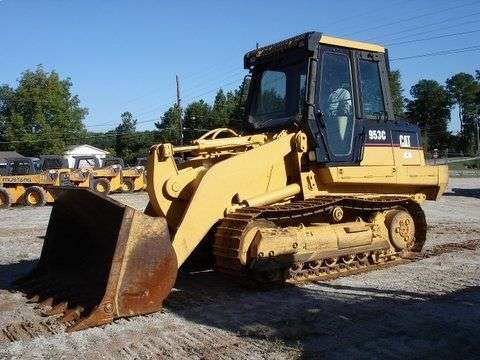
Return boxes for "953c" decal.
[368,130,386,141]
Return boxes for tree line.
[389,69,480,155]
[1,65,479,165]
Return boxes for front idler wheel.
[385,209,416,251]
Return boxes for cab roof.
[319,35,384,53]
[244,31,384,68]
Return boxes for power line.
[366,11,480,42]
[387,29,480,46]
[5,43,479,144]
[345,0,480,37]
[85,2,478,129]
[109,0,417,121]
[0,125,209,145]
[83,72,244,131]
[391,45,480,61]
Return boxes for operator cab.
[6,158,37,175]
[103,157,125,168]
[244,32,418,165]
[73,156,101,169]
[40,156,69,171]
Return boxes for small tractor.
[73,156,122,195]
[103,157,147,192]
[0,157,57,207]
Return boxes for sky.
[1,0,479,132]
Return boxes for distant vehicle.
[0,158,58,207]
[73,155,122,194]
[27,157,41,172]
[103,156,146,192]
[136,157,147,167]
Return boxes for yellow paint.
[144,128,447,268]
[0,172,56,205]
[320,35,385,53]
[92,166,123,193]
[121,167,146,192]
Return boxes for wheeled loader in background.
[40,155,92,189]
[0,157,58,207]
[16,32,448,331]
[103,157,147,192]
[73,156,122,195]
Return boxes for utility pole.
[476,114,480,156]
[176,74,184,146]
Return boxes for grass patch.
[448,159,480,170]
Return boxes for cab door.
[315,46,361,165]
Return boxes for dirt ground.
[0,178,479,359]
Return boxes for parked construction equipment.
[0,158,57,207]
[102,157,146,192]
[16,32,448,331]
[40,155,92,189]
[73,156,122,195]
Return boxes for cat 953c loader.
[15,32,448,331]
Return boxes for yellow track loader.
[15,32,448,331]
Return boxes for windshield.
[248,60,307,130]
[41,158,64,170]
[10,160,33,175]
[76,158,98,169]
[104,159,122,167]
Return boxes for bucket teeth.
[44,301,68,316]
[61,306,84,323]
[26,294,41,303]
[35,297,54,309]
[13,188,177,332]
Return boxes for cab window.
[358,59,385,117]
[255,70,286,117]
[77,158,97,169]
[248,59,307,130]
[319,51,355,156]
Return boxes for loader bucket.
[15,188,177,332]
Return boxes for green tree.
[82,131,116,155]
[0,65,87,155]
[115,111,138,164]
[446,73,480,154]
[225,80,249,132]
[406,80,453,151]
[210,89,230,129]
[388,70,405,117]
[155,104,182,144]
[184,100,211,142]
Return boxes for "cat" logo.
[399,135,411,148]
